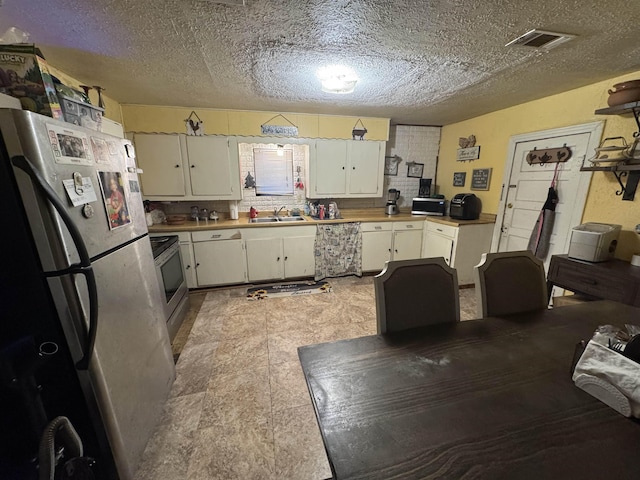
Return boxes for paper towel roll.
[229,200,239,220]
[631,254,640,267]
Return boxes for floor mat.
[247,280,332,300]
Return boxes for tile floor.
[135,275,478,480]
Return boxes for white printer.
[568,223,621,262]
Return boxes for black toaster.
[449,193,481,220]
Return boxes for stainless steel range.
[149,235,189,341]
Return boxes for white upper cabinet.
[134,134,186,196]
[308,139,385,198]
[186,136,240,198]
[134,133,242,200]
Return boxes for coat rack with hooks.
[526,145,572,165]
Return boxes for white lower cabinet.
[246,238,282,282]
[192,230,247,286]
[391,222,423,261]
[177,234,197,289]
[283,236,316,278]
[362,224,393,272]
[244,226,316,282]
[361,221,424,272]
[422,220,494,285]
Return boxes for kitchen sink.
[248,216,306,223]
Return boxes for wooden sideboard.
[547,254,640,307]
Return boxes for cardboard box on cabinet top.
[0,44,64,119]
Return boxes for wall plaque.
[453,172,466,186]
[456,146,480,162]
[471,168,492,190]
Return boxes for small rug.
[247,281,332,300]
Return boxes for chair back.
[474,250,548,317]
[374,257,460,334]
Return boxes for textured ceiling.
[1,0,639,125]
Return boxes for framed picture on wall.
[453,172,466,186]
[407,163,424,178]
[384,156,399,176]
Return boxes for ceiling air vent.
[203,0,246,5]
[505,29,575,50]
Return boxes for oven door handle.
[12,155,98,371]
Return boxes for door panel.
[349,141,381,194]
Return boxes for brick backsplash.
[156,125,441,216]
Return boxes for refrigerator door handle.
[12,155,98,370]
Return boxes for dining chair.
[374,257,460,334]
[474,250,548,317]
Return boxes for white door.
[494,122,603,269]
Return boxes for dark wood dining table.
[298,300,640,480]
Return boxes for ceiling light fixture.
[317,65,358,94]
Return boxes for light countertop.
[148,209,496,233]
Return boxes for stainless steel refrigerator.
[0,108,175,479]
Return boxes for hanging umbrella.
[527,166,560,259]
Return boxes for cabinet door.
[315,139,347,195]
[134,134,185,196]
[283,236,316,278]
[348,141,382,195]
[423,232,454,266]
[193,239,247,286]
[362,231,393,272]
[179,242,197,288]
[246,238,284,281]
[186,136,236,196]
[392,230,423,261]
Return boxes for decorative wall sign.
[471,168,492,190]
[453,172,466,186]
[185,111,204,136]
[261,114,299,136]
[407,162,424,178]
[457,146,481,162]
[384,156,399,176]
[352,119,367,140]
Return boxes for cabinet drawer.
[361,222,392,232]
[393,221,423,231]
[426,221,457,239]
[192,229,242,242]
[553,262,635,303]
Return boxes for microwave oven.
[411,197,446,216]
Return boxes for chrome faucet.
[274,205,286,219]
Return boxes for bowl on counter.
[166,215,186,225]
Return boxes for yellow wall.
[439,71,640,260]
[46,65,123,123]
[120,104,390,141]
